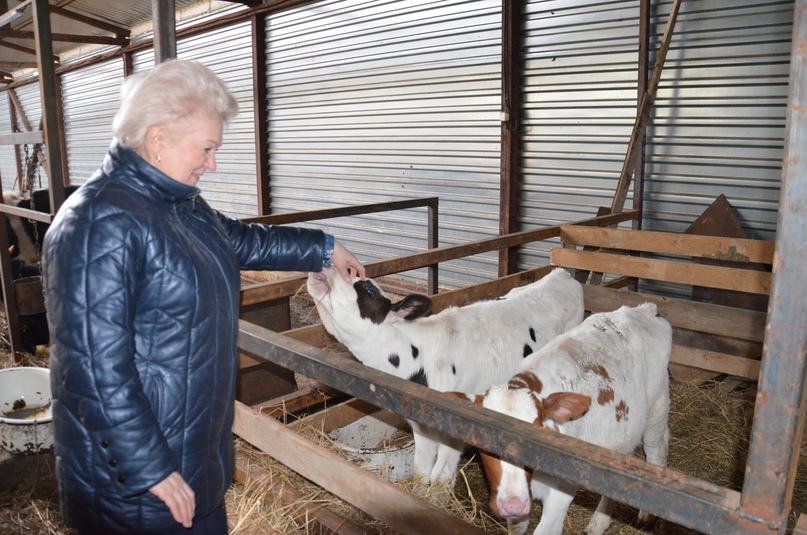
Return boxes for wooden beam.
[233,455,370,535]
[582,284,766,343]
[6,88,31,132]
[560,225,775,264]
[551,248,771,295]
[670,344,760,381]
[0,130,42,145]
[611,0,683,214]
[233,401,490,535]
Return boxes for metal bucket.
[14,276,46,316]
[0,367,54,455]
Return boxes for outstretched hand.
[332,240,366,282]
[150,471,195,528]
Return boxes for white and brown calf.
[457,302,672,535]
[306,266,584,485]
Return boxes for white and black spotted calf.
[453,303,672,535]
[3,186,79,265]
[307,266,584,484]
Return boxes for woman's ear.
[146,125,168,157]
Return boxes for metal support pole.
[152,0,177,63]
[740,0,807,532]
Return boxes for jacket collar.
[104,139,201,203]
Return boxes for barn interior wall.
[517,0,790,276]
[0,0,793,290]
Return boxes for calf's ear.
[390,294,433,320]
[541,392,591,423]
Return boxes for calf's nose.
[498,495,531,517]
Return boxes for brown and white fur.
[455,302,671,535]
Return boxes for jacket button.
[109,459,117,467]
[118,476,126,484]
[101,440,109,448]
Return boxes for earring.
[156,154,161,163]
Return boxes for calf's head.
[306,267,433,339]
[448,377,591,521]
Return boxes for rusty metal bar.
[241,197,440,297]
[251,13,270,216]
[236,320,775,535]
[427,201,437,294]
[241,196,438,225]
[152,0,176,63]
[739,0,807,532]
[48,4,130,38]
[497,0,522,277]
[239,209,637,307]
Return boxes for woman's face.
[155,116,223,187]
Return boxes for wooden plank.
[233,401,489,535]
[234,455,370,535]
[559,226,774,264]
[0,130,43,145]
[582,285,767,343]
[551,249,771,295]
[289,397,382,435]
[670,344,760,381]
[250,386,337,420]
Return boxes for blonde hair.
[112,59,239,155]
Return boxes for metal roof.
[0,0,250,80]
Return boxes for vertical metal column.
[32,0,64,207]
[497,0,522,277]
[740,0,807,532]
[152,0,177,64]
[251,13,270,216]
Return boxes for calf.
[3,185,79,264]
[307,266,584,484]
[454,302,671,535]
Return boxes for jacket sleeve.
[43,207,176,498]
[216,212,332,272]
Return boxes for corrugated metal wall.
[132,20,258,219]
[518,0,789,274]
[644,0,790,240]
[519,0,643,270]
[265,0,503,288]
[0,0,791,293]
[1,82,46,192]
[0,94,14,191]
[62,58,125,187]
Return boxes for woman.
[42,59,365,535]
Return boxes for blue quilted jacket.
[42,141,330,534]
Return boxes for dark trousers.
[76,504,228,535]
